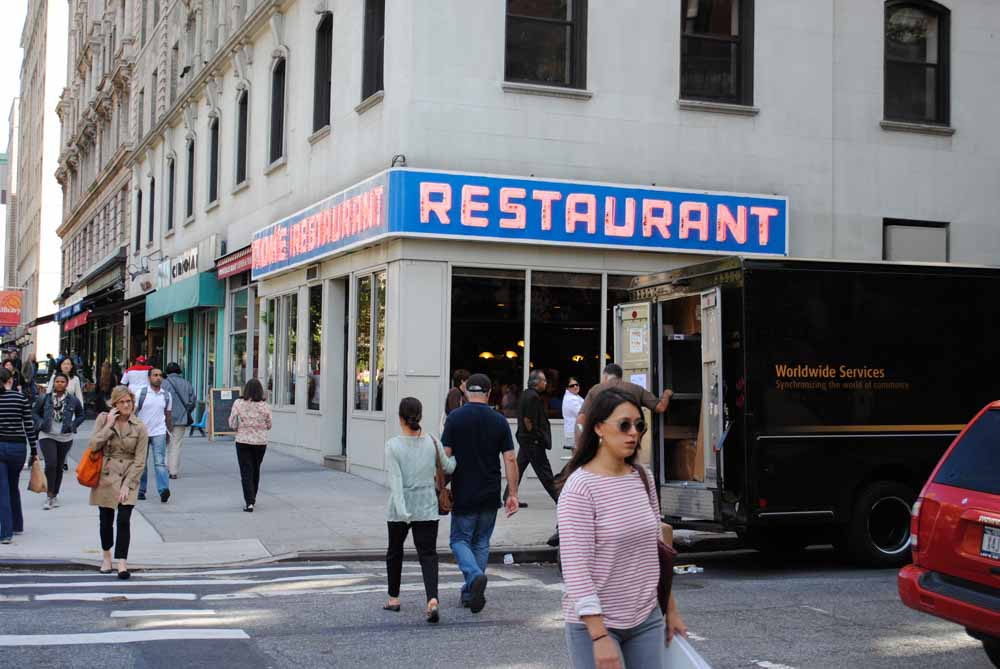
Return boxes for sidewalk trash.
[664,635,712,668]
[673,564,704,575]
[503,553,514,565]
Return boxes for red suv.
[898,402,1000,666]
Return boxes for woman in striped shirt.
[557,388,687,669]
[0,367,37,544]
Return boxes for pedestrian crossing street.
[0,561,559,647]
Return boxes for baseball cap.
[136,355,148,363]
[466,373,492,393]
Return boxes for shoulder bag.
[24,396,46,493]
[76,412,107,488]
[635,464,677,614]
[431,435,453,515]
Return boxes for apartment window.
[314,13,333,131]
[884,1,950,125]
[147,177,155,243]
[307,284,323,410]
[362,0,385,100]
[166,157,175,230]
[140,0,148,46]
[185,138,195,219]
[137,88,144,139]
[265,293,297,406]
[505,0,588,88]
[153,0,160,25]
[134,189,142,251]
[170,43,178,104]
[208,117,220,204]
[680,0,754,104]
[236,91,248,184]
[883,219,949,262]
[269,59,286,164]
[354,270,386,412]
[150,70,158,124]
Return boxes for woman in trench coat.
[88,385,148,579]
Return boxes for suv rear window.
[934,410,1000,495]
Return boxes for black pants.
[505,442,559,503]
[99,505,134,559]
[235,443,266,505]
[39,438,72,498]
[386,521,439,601]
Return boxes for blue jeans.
[449,509,498,601]
[565,607,665,668]
[139,434,169,496]
[0,441,27,540]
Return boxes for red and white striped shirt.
[557,466,660,629]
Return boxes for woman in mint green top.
[384,397,455,623]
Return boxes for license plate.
[982,526,1000,561]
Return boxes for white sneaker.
[51,496,60,508]
[43,498,53,510]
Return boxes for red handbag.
[76,448,103,488]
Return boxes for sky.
[0,1,28,154]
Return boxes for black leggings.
[386,521,439,601]
[99,505,134,559]
[235,443,266,505]
[39,438,72,497]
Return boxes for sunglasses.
[612,418,646,434]
[568,383,579,388]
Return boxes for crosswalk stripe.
[110,610,217,618]
[202,576,548,600]
[35,593,198,602]
[0,574,359,590]
[1,564,348,579]
[0,629,249,646]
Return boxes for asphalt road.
[0,549,992,668]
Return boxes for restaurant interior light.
[571,355,584,363]
[517,340,525,348]
[505,350,518,359]
[479,351,495,359]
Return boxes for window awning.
[63,311,90,332]
[215,246,252,279]
[145,273,225,321]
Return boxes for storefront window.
[307,284,322,410]
[205,311,217,397]
[354,275,372,411]
[230,279,249,388]
[373,271,386,412]
[283,294,297,406]
[530,272,602,416]
[266,298,277,403]
[450,268,526,418]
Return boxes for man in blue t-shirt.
[441,373,519,613]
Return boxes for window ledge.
[502,81,593,101]
[232,180,249,196]
[354,90,384,115]
[145,240,154,249]
[205,199,220,214]
[308,125,331,145]
[880,119,955,137]
[264,156,287,176]
[184,215,196,228]
[164,228,175,239]
[677,99,759,116]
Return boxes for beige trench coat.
[88,414,149,508]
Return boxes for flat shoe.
[117,570,131,580]
[99,567,113,574]
[426,605,439,624]
[468,574,488,613]
[382,603,400,612]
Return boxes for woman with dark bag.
[384,397,456,623]
[557,388,688,669]
[228,379,272,512]
[33,372,87,510]
[88,385,148,578]
[0,367,36,544]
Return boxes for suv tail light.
[910,497,923,553]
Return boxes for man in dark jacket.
[163,362,196,480]
[505,369,559,505]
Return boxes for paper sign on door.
[628,328,644,354]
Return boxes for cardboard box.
[675,297,701,335]
[669,439,698,481]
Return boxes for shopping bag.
[663,635,713,669]
[27,459,47,493]
[76,448,103,488]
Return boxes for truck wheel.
[846,481,914,567]
[983,637,1000,668]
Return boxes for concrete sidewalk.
[0,419,565,569]
[1,420,734,569]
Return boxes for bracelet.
[591,633,608,643]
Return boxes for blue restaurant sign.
[55,301,83,322]
[252,169,788,280]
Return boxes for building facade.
[55,0,137,384]
[120,1,999,482]
[3,101,18,299]
[11,0,68,360]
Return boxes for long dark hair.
[243,378,265,402]
[58,356,77,378]
[558,388,643,489]
[0,367,12,395]
[398,396,422,431]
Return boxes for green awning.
[145,273,225,321]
